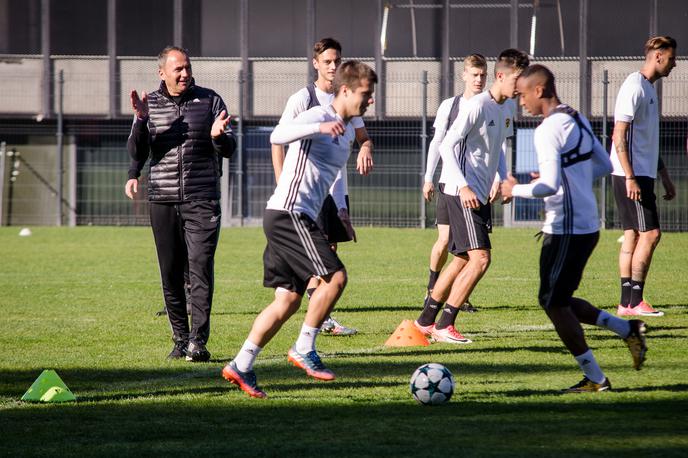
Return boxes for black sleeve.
[127,117,150,162]
[211,93,237,159]
[127,157,147,180]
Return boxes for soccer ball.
[410,363,455,405]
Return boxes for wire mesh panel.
[53,57,110,115]
[385,61,441,117]
[251,59,308,117]
[0,55,43,115]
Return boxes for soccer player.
[422,54,488,313]
[272,37,374,336]
[611,36,677,317]
[501,64,647,392]
[222,61,377,398]
[414,49,527,344]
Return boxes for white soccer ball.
[410,363,455,405]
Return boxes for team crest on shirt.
[488,120,495,127]
[505,118,511,128]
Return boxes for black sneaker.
[563,376,612,393]
[186,341,211,362]
[167,341,188,360]
[459,301,478,313]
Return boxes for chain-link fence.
[1,56,687,230]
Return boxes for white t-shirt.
[268,105,356,221]
[512,107,613,235]
[439,91,510,203]
[278,84,363,209]
[610,71,659,179]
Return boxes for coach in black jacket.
[126,46,236,362]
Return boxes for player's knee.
[624,230,639,246]
[472,251,491,273]
[643,228,661,246]
[324,269,348,291]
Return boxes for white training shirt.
[425,95,466,184]
[610,71,659,179]
[439,91,510,203]
[512,106,613,235]
[278,84,363,209]
[268,105,356,221]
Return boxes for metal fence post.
[57,69,64,226]
[237,69,245,226]
[600,69,609,229]
[420,70,428,229]
[0,141,5,226]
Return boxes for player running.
[501,64,647,392]
[222,61,377,398]
[272,37,374,335]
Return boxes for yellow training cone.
[21,370,76,403]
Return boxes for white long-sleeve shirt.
[512,106,612,234]
[278,84,364,208]
[439,91,511,203]
[268,105,355,220]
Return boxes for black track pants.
[149,200,221,345]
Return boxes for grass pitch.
[1,226,687,457]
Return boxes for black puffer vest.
[146,81,226,202]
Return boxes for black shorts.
[263,209,345,296]
[612,175,660,232]
[316,194,353,244]
[538,232,599,309]
[446,196,492,255]
[435,184,450,226]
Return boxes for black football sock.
[630,280,645,307]
[435,303,460,330]
[417,296,443,327]
[427,269,440,293]
[620,277,632,306]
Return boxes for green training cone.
[21,370,76,403]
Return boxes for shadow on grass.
[1,381,687,457]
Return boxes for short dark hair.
[333,60,378,94]
[313,38,342,59]
[644,36,677,55]
[495,48,530,76]
[158,46,190,68]
[520,64,557,98]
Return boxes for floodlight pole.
[306,0,315,84]
[440,0,451,100]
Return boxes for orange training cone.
[385,319,430,347]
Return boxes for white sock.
[233,340,262,372]
[295,323,320,354]
[596,310,631,338]
[574,349,606,384]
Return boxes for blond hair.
[463,53,487,71]
[644,36,677,55]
